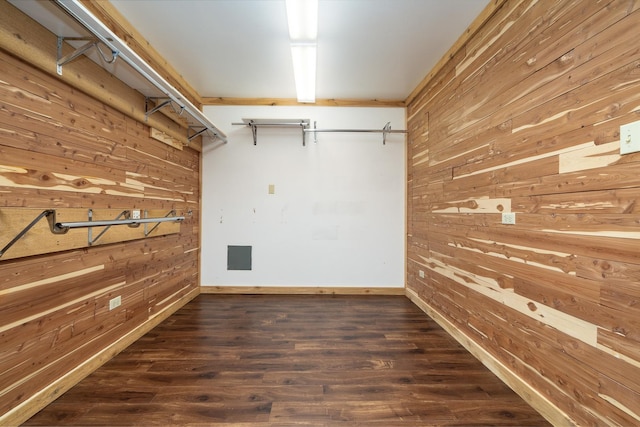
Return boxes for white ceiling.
[106,0,489,101]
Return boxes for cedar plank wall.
[0,2,200,424]
[406,1,640,426]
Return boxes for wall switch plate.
[268,184,275,194]
[131,210,141,219]
[620,120,640,154]
[109,296,121,310]
[418,270,425,278]
[502,212,516,225]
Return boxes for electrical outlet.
[502,212,516,225]
[131,210,141,219]
[620,120,640,155]
[419,270,425,278]
[109,296,121,310]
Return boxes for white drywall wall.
[201,105,405,288]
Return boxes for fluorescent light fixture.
[286,0,318,103]
[290,44,316,103]
[286,0,318,41]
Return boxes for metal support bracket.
[0,210,63,258]
[145,97,185,122]
[57,36,118,75]
[144,210,178,236]
[188,126,209,142]
[232,119,310,146]
[88,209,138,246]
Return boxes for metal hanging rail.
[54,0,227,144]
[305,121,407,144]
[0,209,184,258]
[232,119,310,146]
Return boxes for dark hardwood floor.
[24,294,551,426]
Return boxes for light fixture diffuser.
[290,43,316,103]
[286,0,318,41]
[286,0,318,103]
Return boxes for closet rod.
[58,216,184,229]
[305,122,407,144]
[303,128,407,134]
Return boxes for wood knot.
[527,302,537,311]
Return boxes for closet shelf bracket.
[87,209,135,246]
[232,119,310,146]
[56,36,118,75]
[145,97,185,121]
[0,210,60,258]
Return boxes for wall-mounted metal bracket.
[145,97,185,122]
[232,119,310,146]
[57,36,118,75]
[144,210,178,236]
[88,209,137,246]
[188,125,209,142]
[304,121,407,145]
[0,210,61,258]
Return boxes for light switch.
[620,120,640,154]
[268,184,275,194]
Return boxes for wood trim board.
[201,285,406,296]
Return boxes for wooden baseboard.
[405,288,574,427]
[1,287,200,427]
[200,285,406,295]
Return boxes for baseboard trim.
[405,288,574,427]
[200,285,405,295]
[1,286,200,427]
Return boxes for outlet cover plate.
[620,120,640,155]
[109,296,121,310]
[502,212,516,225]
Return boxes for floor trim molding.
[405,288,574,427]
[200,285,405,295]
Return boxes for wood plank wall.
[406,1,640,426]
[0,4,201,424]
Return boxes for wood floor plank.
[23,295,550,426]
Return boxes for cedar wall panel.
[407,1,640,426]
[0,35,200,419]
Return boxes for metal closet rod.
[0,209,184,258]
[304,121,407,134]
[60,216,183,229]
[304,128,407,134]
[305,122,407,144]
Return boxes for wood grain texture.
[0,15,200,424]
[0,1,195,147]
[23,295,550,426]
[407,1,640,426]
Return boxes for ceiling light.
[286,0,318,41]
[290,43,316,103]
[286,0,318,103]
